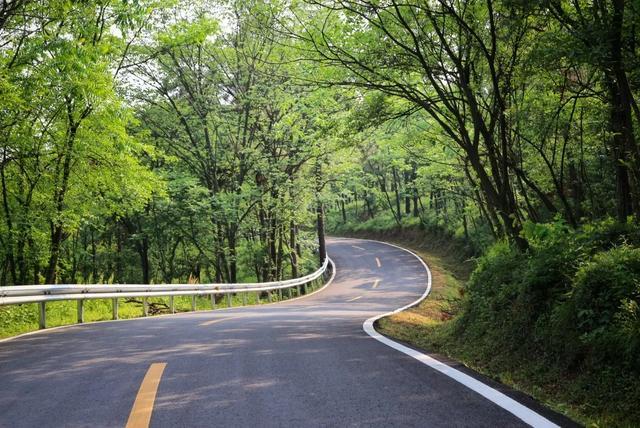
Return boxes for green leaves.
[157,15,219,48]
[0,0,164,284]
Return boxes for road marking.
[126,363,167,428]
[346,295,362,302]
[359,238,560,428]
[352,245,366,250]
[199,317,235,326]
[375,257,381,268]
[372,279,380,289]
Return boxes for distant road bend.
[0,238,571,427]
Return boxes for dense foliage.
[0,0,341,285]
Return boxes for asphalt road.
[0,238,570,427]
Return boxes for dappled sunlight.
[0,238,521,428]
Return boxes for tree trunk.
[269,216,277,281]
[354,191,358,217]
[45,223,64,284]
[392,167,402,218]
[289,220,298,278]
[228,227,237,283]
[364,191,374,219]
[276,226,284,280]
[0,163,17,285]
[139,236,151,284]
[607,75,635,222]
[404,170,411,215]
[45,120,78,284]
[317,202,326,265]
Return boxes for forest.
[1,0,640,425]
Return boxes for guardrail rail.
[0,257,333,329]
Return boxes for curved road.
[0,238,568,427]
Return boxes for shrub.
[455,242,528,351]
[559,245,640,368]
[458,220,640,371]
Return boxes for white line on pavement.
[358,238,559,428]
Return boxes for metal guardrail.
[0,257,333,329]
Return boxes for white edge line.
[349,237,559,428]
[0,258,337,344]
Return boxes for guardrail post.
[1,259,329,326]
[77,300,84,324]
[38,302,46,329]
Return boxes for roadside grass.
[1,255,322,340]
[375,264,618,428]
[0,289,303,340]
[333,219,612,427]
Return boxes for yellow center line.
[375,257,382,268]
[352,245,366,250]
[199,316,235,326]
[346,295,363,302]
[372,279,380,289]
[126,363,167,428]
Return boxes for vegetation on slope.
[330,209,640,427]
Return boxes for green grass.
[0,285,316,339]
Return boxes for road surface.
[0,238,570,427]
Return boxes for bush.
[460,242,523,328]
[460,221,640,355]
[335,213,640,425]
[558,245,640,368]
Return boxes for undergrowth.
[332,212,640,427]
